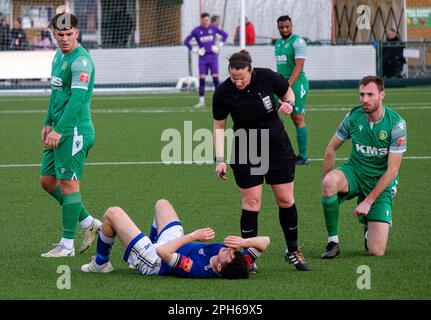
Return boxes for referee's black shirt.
[213,67,293,152]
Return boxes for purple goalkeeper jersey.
[184,25,228,56]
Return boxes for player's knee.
[104,206,124,221]
[368,243,386,257]
[40,176,56,192]
[275,196,295,208]
[242,197,261,211]
[293,118,305,127]
[155,199,171,212]
[40,177,50,191]
[322,174,337,193]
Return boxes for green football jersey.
[336,106,407,179]
[44,44,95,136]
[274,34,308,82]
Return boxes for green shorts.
[41,133,95,180]
[337,163,398,225]
[290,79,309,114]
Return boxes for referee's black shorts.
[230,160,295,189]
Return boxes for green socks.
[296,126,308,160]
[62,192,82,239]
[50,185,90,222]
[322,194,339,237]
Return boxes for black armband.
[215,157,225,164]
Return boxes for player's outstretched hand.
[215,163,228,181]
[223,235,245,249]
[211,45,220,54]
[192,227,215,242]
[353,199,372,218]
[278,99,294,115]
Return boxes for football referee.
[212,50,310,271]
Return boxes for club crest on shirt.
[261,95,273,112]
[61,62,68,70]
[379,130,388,140]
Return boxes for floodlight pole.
[240,0,246,49]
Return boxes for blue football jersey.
[158,243,258,279]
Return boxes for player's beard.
[362,102,380,114]
[282,31,292,39]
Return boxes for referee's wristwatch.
[215,156,225,164]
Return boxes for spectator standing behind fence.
[233,17,255,46]
[10,18,28,50]
[32,30,53,50]
[107,2,133,47]
[211,15,221,28]
[0,15,11,50]
[0,14,5,49]
[382,28,406,78]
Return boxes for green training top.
[44,44,95,136]
[336,105,407,179]
[274,34,308,82]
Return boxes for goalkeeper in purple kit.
[184,12,228,108]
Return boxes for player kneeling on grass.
[81,199,270,279]
[321,76,407,258]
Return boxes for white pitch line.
[1,156,430,168]
[1,104,430,114]
[0,88,430,101]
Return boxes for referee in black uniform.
[212,50,309,271]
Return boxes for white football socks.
[80,215,94,230]
[328,235,339,243]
